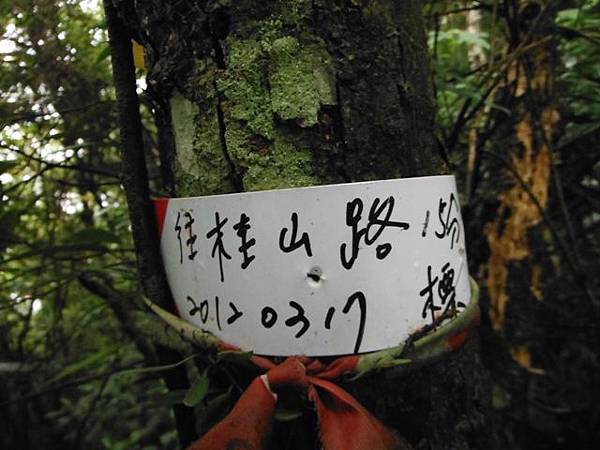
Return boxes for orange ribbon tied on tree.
[188,356,402,450]
[144,279,480,450]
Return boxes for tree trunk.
[476,2,600,448]
[110,0,496,448]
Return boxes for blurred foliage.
[1,1,599,449]
[0,0,178,449]
[426,1,600,448]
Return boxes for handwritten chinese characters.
[158,176,470,356]
[419,261,466,324]
[171,205,377,353]
[435,193,460,249]
[175,198,412,284]
[340,197,410,269]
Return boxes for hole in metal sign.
[306,266,323,288]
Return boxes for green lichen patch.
[233,0,310,38]
[172,12,338,196]
[217,31,336,136]
[213,30,336,192]
[269,35,336,127]
[244,132,318,191]
[216,39,274,139]
[191,114,233,195]
[183,59,219,106]
[224,119,317,192]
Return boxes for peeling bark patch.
[484,22,558,332]
[485,113,552,331]
[170,93,201,176]
[170,85,234,196]
[530,264,543,301]
[511,345,544,374]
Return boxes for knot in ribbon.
[143,279,480,450]
[188,355,403,450]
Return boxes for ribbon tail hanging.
[187,375,276,450]
[187,358,405,450]
[308,377,405,450]
[187,358,306,450]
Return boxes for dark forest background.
[1,1,599,449]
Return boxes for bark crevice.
[213,76,245,193]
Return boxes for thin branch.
[426,5,489,19]
[73,364,113,446]
[78,272,158,366]
[103,1,197,445]
[0,360,143,407]
[1,144,120,178]
[0,353,203,408]
[2,100,112,127]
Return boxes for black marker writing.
[206,212,231,282]
[435,194,460,249]
[285,301,310,338]
[233,213,256,269]
[343,291,367,354]
[279,212,313,257]
[175,212,183,264]
[184,212,198,260]
[419,262,464,325]
[420,265,440,323]
[214,296,221,330]
[227,302,243,325]
[187,295,199,315]
[422,210,430,237]
[199,299,209,323]
[261,306,278,328]
[324,307,335,330]
[187,296,208,323]
[340,197,410,270]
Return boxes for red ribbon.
[188,355,403,450]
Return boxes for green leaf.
[557,8,580,25]
[47,347,117,384]
[454,30,490,50]
[95,45,111,63]
[184,371,210,407]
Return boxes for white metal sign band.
[156,175,470,357]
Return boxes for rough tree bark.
[108,1,496,448]
[476,2,600,448]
